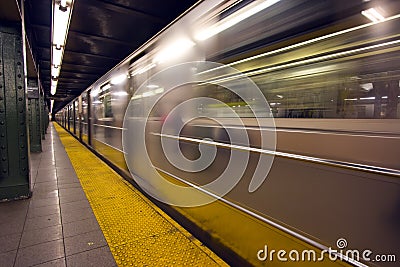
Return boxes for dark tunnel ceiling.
[24,0,199,112]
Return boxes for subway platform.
[0,123,227,267]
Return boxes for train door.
[67,105,70,131]
[87,89,92,146]
[72,101,76,134]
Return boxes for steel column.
[0,23,31,200]
[40,89,46,139]
[27,78,41,152]
[44,104,49,131]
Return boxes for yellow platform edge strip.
[54,123,228,266]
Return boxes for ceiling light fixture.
[51,65,60,78]
[195,0,280,41]
[50,99,54,114]
[113,91,129,96]
[50,79,58,95]
[131,63,156,77]
[153,38,195,63]
[50,0,74,95]
[101,83,112,91]
[361,8,385,22]
[110,74,128,85]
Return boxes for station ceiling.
[23,0,198,112]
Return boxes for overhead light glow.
[50,99,54,113]
[131,87,164,100]
[60,0,67,9]
[51,65,60,78]
[101,83,111,91]
[52,47,63,67]
[360,83,373,91]
[361,8,385,22]
[53,4,71,46]
[50,0,74,96]
[91,88,100,97]
[153,38,195,63]
[50,79,58,95]
[195,0,280,41]
[110,74,128,85]
[131,63,156,76]
[113,91,129,96]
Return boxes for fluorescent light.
[110,74,127,85]
[52,46,63,66]
[53,4,71,46]
[91,88,100,97]
[361,8,385,22]
[153,38,195,63]
[131,63,156,76]
[101,83,111,91]
[146,84,159,89]
[50,0,74,96]
[98,91,111,98]
[195,0,280,41]
[276,95,283,98]
[360,83,373,91]
[50,99,54,113]
[60,0,67,9]
[360,96,375,100]
[344,98,357,101]
[113,91,129,96]
[50,79,58,95]
[138,63,156,74]
[51,65,60,78]
[382,96,388,99]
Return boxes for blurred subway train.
[55,0,400,266]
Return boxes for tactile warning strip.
[54,123,227,266]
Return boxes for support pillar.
[40,87,46,140]
[27,78,41,152]
[44,103,49,132]
[0,23,30,200]
[387,80,399,118]
[373,81,384,118]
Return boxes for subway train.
[55,0,400,266]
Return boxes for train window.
[92,84,114,119]
[103,94,113,118]
[194,0,400,119]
